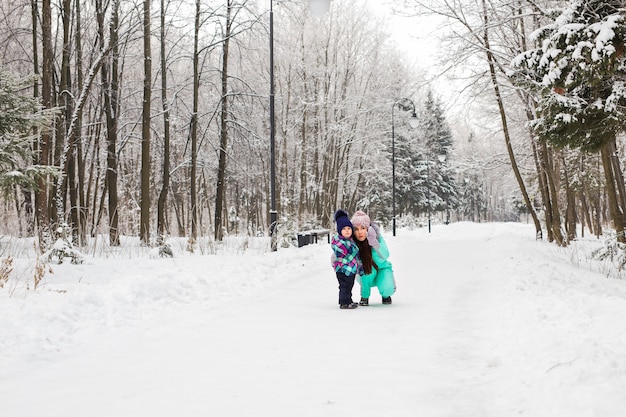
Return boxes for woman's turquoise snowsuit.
[359,233,396,298]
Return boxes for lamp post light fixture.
[308,0,332,17]
[269,0,332,251]
[391,98,419,237]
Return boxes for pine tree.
[393,131,415,217]
[461,173,486,222]
[414,90,459,219]
[0,67,56,197]
[512,0,626,151]
[511,0,626,242]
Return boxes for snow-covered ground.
[1,222,626,416]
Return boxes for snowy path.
[2,222,626,416]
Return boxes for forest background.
[0,0,625,259]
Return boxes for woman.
[351,210,396,305]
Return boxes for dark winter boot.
[382,296,392,305]
[339,302,358,309]
[359,297,369,306]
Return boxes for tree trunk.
[298,113,307,219]
[530,139,551,240]
[600,140,625,243]
[597,194,604,238]
[562,155,576,241]
[28,0,39,237]
[544,147,565,245]
[609,140,626,225]
[214,0,232,241]
[535,142,554,242]
[140,0,152,244]
[579,188,591,237]
[59,0,83,246]
[579,154,594,236]
[157,0,171,244]
[481,0,542,240]
[89,126,102,237]
[190,0,200,240]
[96,0,121,246]
[74,0,87,246]
[172,181,185,237]
[36,0,53,248]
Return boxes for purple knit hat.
[334,209,353,234]
[351,210,371,229]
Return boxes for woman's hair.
[355,238,378,275]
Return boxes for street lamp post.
[269,0,277,251]
[269,0,331,251]
[308,0,332,15]
[391,98,419,237]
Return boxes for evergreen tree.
[354,172,392,227]
[414,90,459,219]
[511,0,626,241]
[421,90,453,158]
[0,68,56,198]
[460,173,486,222]
[511,0,626,151]
[394,131,416,217]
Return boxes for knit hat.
[334,209,353,234]
[351,210,371,229]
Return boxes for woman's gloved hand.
[367,226,380,249]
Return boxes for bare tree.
[73,0,87,246]
[96,0,121,246]
[157,0,171,242]
[36,0,54,247]
[0,0,444,243]
[214,0,233,241]
[189,0,201,241]
[141,0,152,244]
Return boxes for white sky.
[365,0,443,69]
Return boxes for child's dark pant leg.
[336,271,355,305]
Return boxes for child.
[331,209,359,309]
